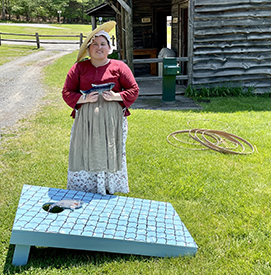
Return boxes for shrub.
[185,84,255,98]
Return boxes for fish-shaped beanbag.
[48,199,84,212]
[80,82,115,99]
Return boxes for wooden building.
[87,0,271,91]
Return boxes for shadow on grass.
[131,96,271,113]
[3,244,155,273]
[191,96,271,113]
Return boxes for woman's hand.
[77,92,99,104]
[102,90,123,102]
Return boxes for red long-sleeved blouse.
[62,59,139,118]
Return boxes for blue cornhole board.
[10,185,198,266]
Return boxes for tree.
[2,0,6,20]
[6,0,103,23]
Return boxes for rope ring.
[189,128,244,154]
[171,129,220,146]
[167,128,254,155]
[203,130,254,155]
[167,130,209,150]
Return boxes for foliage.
[2,0,103,23]
[185,84,255,98]
[108,51,119,60]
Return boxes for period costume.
[62,22,139,195]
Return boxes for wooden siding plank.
[195,0,269,5]
[194,9,271,19]
[194,35,271,43]
[194,26,271,37]
[194,47,271,55]
[194,18,271,28]
[194,40,271,49]
[195,3,271,12]
[193,61,271,71]
[193,67,271,77]
[193,77,271,88]
[193,74,271,82]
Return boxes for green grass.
[0,44,42,65]
[1,49,271,274]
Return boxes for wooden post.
[111,35,115,46]
[80,33,83,47]
[116,11,122,57]
[187,0,194,86]
[91,16,96,30]
[124,0,134,74]
[121,7,126,59]
[35,33,40,49]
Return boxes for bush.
[108,51,119,60]
[185,84,255,98]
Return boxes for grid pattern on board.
[12,185,197,248]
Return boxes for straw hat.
[77,21,116,62]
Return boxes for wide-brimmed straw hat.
[77,21,116,62]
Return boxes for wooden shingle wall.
[192,0,271,90]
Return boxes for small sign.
[173,17,178,23]
[142,17,151,23]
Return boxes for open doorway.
[154,11,169,52]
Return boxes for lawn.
[0,39,271,274]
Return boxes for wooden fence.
[0,32,86,48]
[0,32,117,48]
[0,32,188,82]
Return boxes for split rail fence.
[0,32,188,82]
[0,32,86,48]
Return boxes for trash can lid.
[158,48,176,58]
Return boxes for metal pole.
[58,11,62,26]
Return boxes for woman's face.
[88,36,110,61]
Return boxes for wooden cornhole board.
[10,185,198,266]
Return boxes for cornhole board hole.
[10,185,198,266]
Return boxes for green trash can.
[162,57,181,102]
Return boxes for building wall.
[192,0,271,90]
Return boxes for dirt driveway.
[0,27,79,130]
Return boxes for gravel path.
[0,39,79,129]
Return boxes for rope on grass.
[167,128,255,155]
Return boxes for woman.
[62,21,139,196]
